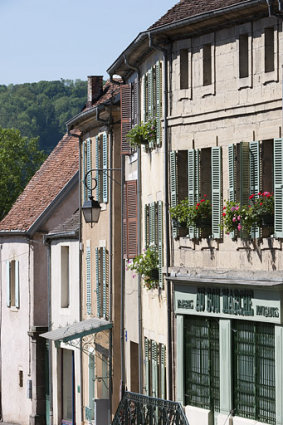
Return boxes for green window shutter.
[88,354,95,419]
[102,132,108,203]
[86,246,91,315]
[142,74,147,123]
[240,141,250,206]
[156,61,162,146]
[82,141,87,201]
[145,338,149,396]
[95,136,100,203]
[158,201,163,289]
[249,141,260,238]
[95,247,100,317]
[228,144,235,238]
[170,151,178,239]
[274,138,283,237]
[6,261,10,307]
[188,149,200,238]
[160,344,166,399]
[150,202,156,245]
[86,138,92,199]
[148,68,154,119]
[102,247,107,318]
[211,146,222,239]
[15,260,19,308]
[144,204,149,248]
[151,341,158,397]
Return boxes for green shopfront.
[174,279,283,425]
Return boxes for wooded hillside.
[0,79,87,153]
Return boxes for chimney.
[87,76,103,107]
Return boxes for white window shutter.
[95,247,100,317]
[86,138,92,199]
[102,247,107,318]
[144,338,149,396]
[102,132,108,203]
[158,201,163,289]
[6,261,10,307]
[249,141,260,238]
[170,151,178,238]
[156,60,162,146]
[15,260,19,308]
[274,138,283,237]
[211,146,222,239]
[95,135,100,203]
[86,246,91,315]
[228,144,235,239]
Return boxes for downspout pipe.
[148,33,172,400]
[123,57,143,394]
[266,0,283,18]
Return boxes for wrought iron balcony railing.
[112,391,189,425]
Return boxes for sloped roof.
[0,132,79,233]
[84,78,121,110]
[47,210,79,238]
[148,0,253,30]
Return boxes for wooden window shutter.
[86,246,92,315]
[123,187,127,258]
[144,338,150,396]
[249,141,260,238]
[157,201,163,289]
[160,344,166,399]
[228,144,236,238]
[95,247,100,317]
[149,202,157,245]
[82,141,87,202]
[240,141,250,206]
[170,151,178,239]
[188,149,200,238]
[6,261,10,307]
[15,260,19,308]
[144,204,149,248]
[102,132,108,203]
[151,341,158,397]
[211,146,222,239]
[274,138,283,237]
[125,180,138,258]
[102,247,107,318]
[120,84,132,155]
[156,61,162,146]
[86,138,92,199]
[95,136,101,203]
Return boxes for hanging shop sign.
[174,284,282,324]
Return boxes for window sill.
[9,306,19,312]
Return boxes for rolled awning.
[41,317,112,343]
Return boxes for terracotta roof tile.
[148,0,250,30]
[0,132,79,232]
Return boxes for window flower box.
[126,117,156,148]
[170,196,212,230]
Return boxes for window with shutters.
[123,180,138,259]
[170,147,222,239]
[7,260,19,308]
[144,337,166,399]
[95,247,109,319]
[95,132,108,203]
[144,201,164,288]
[228,139,274,238]
[142,60,162,148]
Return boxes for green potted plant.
[127,244,159,290]
[170,196,212,228]
[222,201,248,234]
[126,117,157,148]
[169,198,190,228]
[249,191,274,227]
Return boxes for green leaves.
[126,118,157,148]
[0,127,46,220]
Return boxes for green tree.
[0,126,46,220]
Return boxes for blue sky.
[0,0,176,85]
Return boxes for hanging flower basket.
[126,118,156,148]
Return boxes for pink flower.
[126,267,128,271]
[232,217,236,222]
[235,206,239,210]
[133,275,136,278]
[237,215,241,221]
[204,194,207,197]
[263,191,270,196]
[237,224,241,231]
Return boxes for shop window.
[6,259,19,308]
[144,338,166,399]
[61,246,69,308]
[233,321,275,424]
[239,33,249,78]
[180,49,189,90]
[95,247,109,319]
[184,316,220,411]
[265,27,274,73]
[203,44,212,86]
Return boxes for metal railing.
[112,391,189,425]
